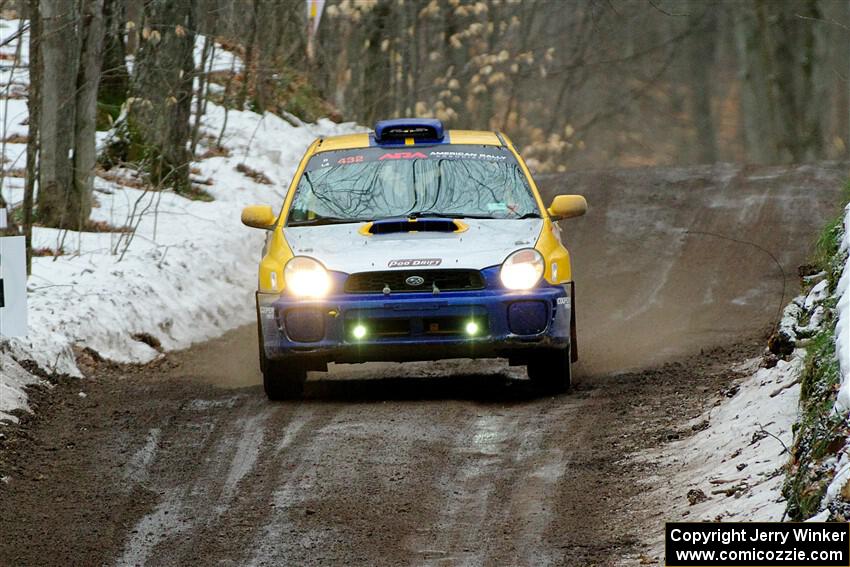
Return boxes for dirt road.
[0,163,845,566]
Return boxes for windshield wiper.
[405,211,542,220]
[406,211,495,220]
[288,216,370,227]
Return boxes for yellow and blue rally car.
[241,119,587,399]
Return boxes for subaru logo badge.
[405,275,425,286]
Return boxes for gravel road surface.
[0,163,845,566]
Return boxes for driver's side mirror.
[241,205,277,229]
[547,195,587,221]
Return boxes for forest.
[1,0,848,246]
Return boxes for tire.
[257,313,307,400]
[526,345,572,394]
[262,356,307,400]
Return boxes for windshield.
[286,145,540,226]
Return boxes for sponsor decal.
[556,297,569,305]
[405,275,426,286]
[259,306,275,318]
[388,258,442,268]
[379,151,428,160]
[429,150,508,161]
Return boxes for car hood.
[282,218,543,273]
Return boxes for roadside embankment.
[783,192,850,521]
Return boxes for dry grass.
[236,163,272,185]
[31,246,64,257]
[82,219,132,233]
[190,176,214,186]
[95,167,147,190]
[197,144,230,159]
[2,133,27,144]
[3,168,25,178]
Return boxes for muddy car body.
[242,119,587,399]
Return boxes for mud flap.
[570,281,578,362]
[255,299,266,373]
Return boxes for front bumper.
[257,277,572,366]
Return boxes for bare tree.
[735,0,825,163]
[72,0,106,228]
[686,6,718,163]
[23,0,40,272]
[37,0,79,228]
[98,0,129,123]
[127,0,196,193]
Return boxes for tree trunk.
[236,0,258,110]
[98,0,129,125]
[255,0,279,112]
[733,2,778,163]
[72,0,105,230]
[191,35,211,155]
[734,0,824,164]
[37,0,79,228]
[125,0,140,54]
[24,0,40,272]
[687,7,718,164]
[127,0,195,193]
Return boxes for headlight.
[284,256,331,297]
[500,249,544,290]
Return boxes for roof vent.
[374,118,445,144]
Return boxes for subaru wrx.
[241,119,587,399]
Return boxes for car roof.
[313,129,506,153]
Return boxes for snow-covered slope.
[0,19,363,422]
[833,203,850,412]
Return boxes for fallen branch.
[756,422,790,454]
[770,377,800,398]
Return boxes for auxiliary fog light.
[352,324,368,340]
[465,320,480,336]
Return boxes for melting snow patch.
[641,352,802,559]
[639,283,837,558]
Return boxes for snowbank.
[833,202,850,412]
[0,19,363,422]
[640,277,839,558]
[817,202,850,513]
[643,353,801,529]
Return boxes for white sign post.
[0,236,27,337]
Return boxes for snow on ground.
[833,202,850,413]
[638,283,837,561]
[0,19,363,422]
[643,354,800,528]
[820,202,850,512]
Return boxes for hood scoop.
[364,217,465,235]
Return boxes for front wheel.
[526,345,572,394]
[257,309,307,400]
[262,358,307,400]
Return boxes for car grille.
[344,269,485,294]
